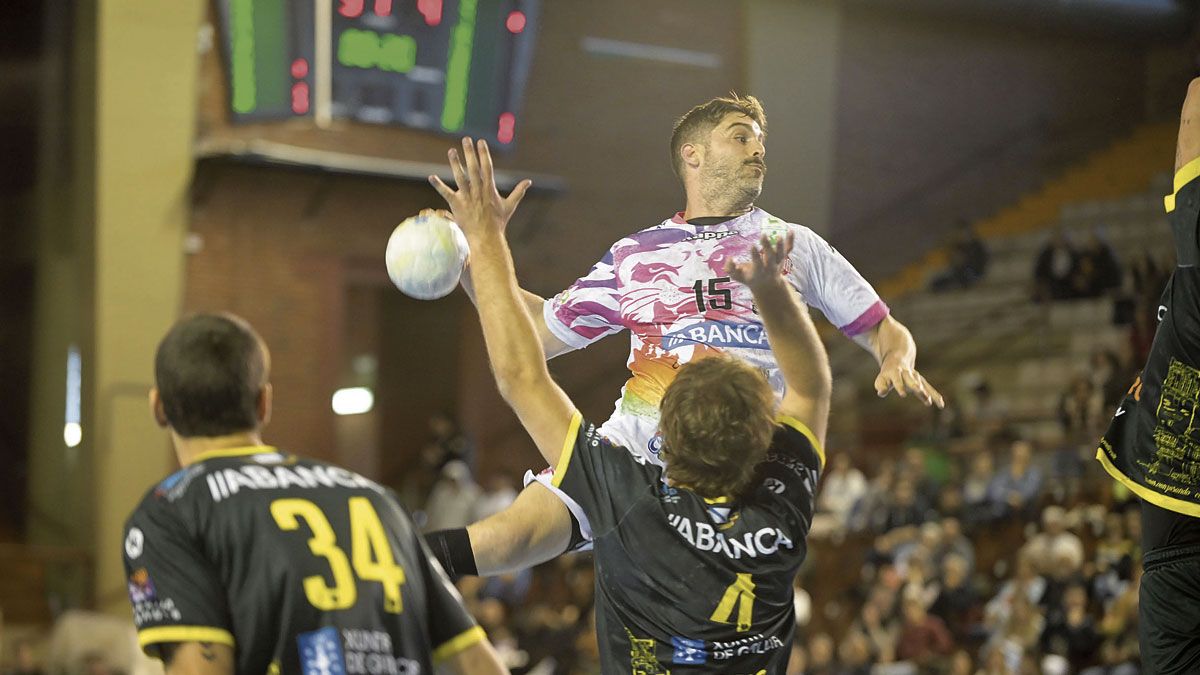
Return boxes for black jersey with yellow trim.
[1097,160,1200,526]
[121,446,481,672]
[552,410,823,673]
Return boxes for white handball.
[385,212,470,300]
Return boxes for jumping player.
[1096,78,1200,674]
[433,136,831,672]
[427,94,942,577]
[122,314,507,674]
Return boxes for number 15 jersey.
[544,207,886,461]
[122,446,481,674]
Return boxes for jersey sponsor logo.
[666,514,795,559]
[125,527,144,559]
[764,451,819,493]
[671,636,706,665]
[127,568,156,603]
[155,465,206,502]
[763,477,786,494]
[298,627,347,675]
[712,634,785,660]
[648,434,663,456]
[661,320,769,351]
[131,595,182,625]
[625,627,668,675]
[1159,305,1169,321]
[684,230,737,242]
[658,484,681,504]
[1114,407,1126,417]
[205,464,383,502]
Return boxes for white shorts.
[523,412,664,550]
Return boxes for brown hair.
[658,356,776,499]
[669,93,768,180]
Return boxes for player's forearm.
[862,315,916,367]
[467,232,552,392]
[752,280,831,401]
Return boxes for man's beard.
[699,160,764,213]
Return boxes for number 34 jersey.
[544,208,886,457]
[122,446,481,674]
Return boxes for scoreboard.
[216,0,539,145]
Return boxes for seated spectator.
[1089,348,1129,411]
[807,632,838,675]
[1024,505,1085,575]
[851,461,896,532]
[1034,231,1078,302]
[896,596,954,667]
[985,552,1046,633]
[935,517,976,574]
[817,452,868,527]
[472,472,519,522]
[947,649,974,675]
[837,631,875,675]
[1040,583,1102,668]
[854,592,900,664]
[986,439,1043,521]
[929,553,982,643]
[1059,375,1104,440]
[930,221,989,292]
[1069,228,1121,299]
[1040,549,1087,617]
[961,450,997,528]
[422,459,481,532]
[881,478,932,533]
[987,595,1045,660]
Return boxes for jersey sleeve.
[122,496,234,656]
[787,226,889,337]
[758,417,825,536]
[550,411,661,535]
[544,246,624,350]
[1166,156,1200,265]
[413,530,486,664]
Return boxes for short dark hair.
[155,313,268,437]
[669,93,767,180]
[658,356,775,499]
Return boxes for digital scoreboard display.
[216,0,539,145]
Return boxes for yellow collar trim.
[191,445,277,463]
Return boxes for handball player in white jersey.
[426,94,943,576]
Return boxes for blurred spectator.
[854,592,900,664]
[961,450,996,528]
[837,631,874,675]
[786,642,807,675]
[817,453,868,528]
[962,380,1009,437]
[947,649,974,675]
[896,596,954,666]
[930,221,989,292]
[1059,375,1105,439]
[852,462,896,532]
[428,412,473,469]
[986,440,1043,521]
[1024,506,1085,575]
[5,642,43,675]
[1034,231,1078,302]
[935,517,976,574]
[985,552,1046,633]
[808,632,838,675]
[929,553,982,643]
[1040,583,1102,667]
[1070,229,1122,299]
[423,459,481,532]
[1089,349,1129,410]
[1040,549,1087,618]
[472,472,518,522]
[881,478,932,533]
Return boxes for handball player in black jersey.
[122,313,507,674]
[1096,78,1200,674]
[430,138,830,673]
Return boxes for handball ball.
[385,212,470,300]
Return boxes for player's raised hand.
[725,232,795,291]
[875,360,945,408]
[428,137,531,239]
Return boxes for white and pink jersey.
[543,207,887,463]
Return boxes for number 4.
[710,573,756,632]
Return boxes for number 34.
[271,497,406,613]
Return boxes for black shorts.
[1140,544,1200,674]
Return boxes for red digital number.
[338,0,364,18]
